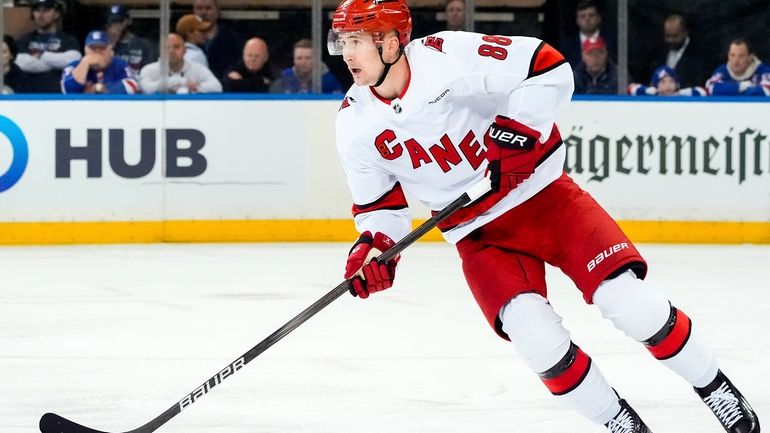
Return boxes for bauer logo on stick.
[178,357,245,411]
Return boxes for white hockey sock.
[594,270,719,388]
[556,362,622,425]
[499,294,620,425]
[658,328,719,388]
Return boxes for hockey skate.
[695,370,759,433]
[604,398,652,433]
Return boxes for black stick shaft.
[40,180,488,433]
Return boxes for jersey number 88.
[478,35,512,61]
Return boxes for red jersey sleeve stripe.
[352,182,409,217]
[528,41,567,79]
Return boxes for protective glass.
[327,29,377,56]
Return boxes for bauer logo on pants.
[587,242,629,272]
[0,115,29,193]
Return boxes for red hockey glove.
[344,231,400,299]
[484,115,543,192]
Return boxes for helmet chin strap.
[372,45,404,88]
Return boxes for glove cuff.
[487,116,541,150]
[371,231,395,251]
[348,231,373,256]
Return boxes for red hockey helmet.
[328,0,412,55]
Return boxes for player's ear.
[386,31,400,57]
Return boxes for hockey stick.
[39,178,491,433]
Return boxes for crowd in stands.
[2,0,769,97]
[1,0,342,95]
[567,0,770,97]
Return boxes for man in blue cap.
[60,30,138,94]
[105,4,156,75]
[14,0,81,92]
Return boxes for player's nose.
[342,48,354,63]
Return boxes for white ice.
[1,242,768,433]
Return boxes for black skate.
[695,370,760,433]
[604,398,653,433]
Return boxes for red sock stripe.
[647,309,692,360]
[541,347,591,395]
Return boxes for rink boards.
[0,96,768,244]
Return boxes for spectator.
[14,0,82,93]
[105,4,156,76]
[194,0,242,80]
[444,0,465,31]
[61,30,138,94]
[175,14,211,67]
[270,38,342,94]
[560,0,615,68]
[639,14,711,89]
[139,33,222,94]
[222,37,273,93]
[627,65,706,97]
[3,35,35,94]
[706,38,770,96]
[573,36,619,95]
[2,35,15,94]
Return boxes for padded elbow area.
[499,293,572,373]
[593,270,671,342]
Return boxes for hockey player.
[329,0,760,432]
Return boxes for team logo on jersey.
[339,96,356,111]
[422,36,445,53]
[373,129,487,173]
[339,96,352,111]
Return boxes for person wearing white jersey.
[329,1,760,432]
[139,33,222,94]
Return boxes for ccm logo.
[587,243,629,272]
[488,126,536,149]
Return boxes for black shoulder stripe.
[527,40,546,78]
[529,59,567,79]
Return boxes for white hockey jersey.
[335,31,574,244]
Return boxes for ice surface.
[1,243,768,433]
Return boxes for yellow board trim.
[0,220,768,245]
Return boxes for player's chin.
[351,75,372,86]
